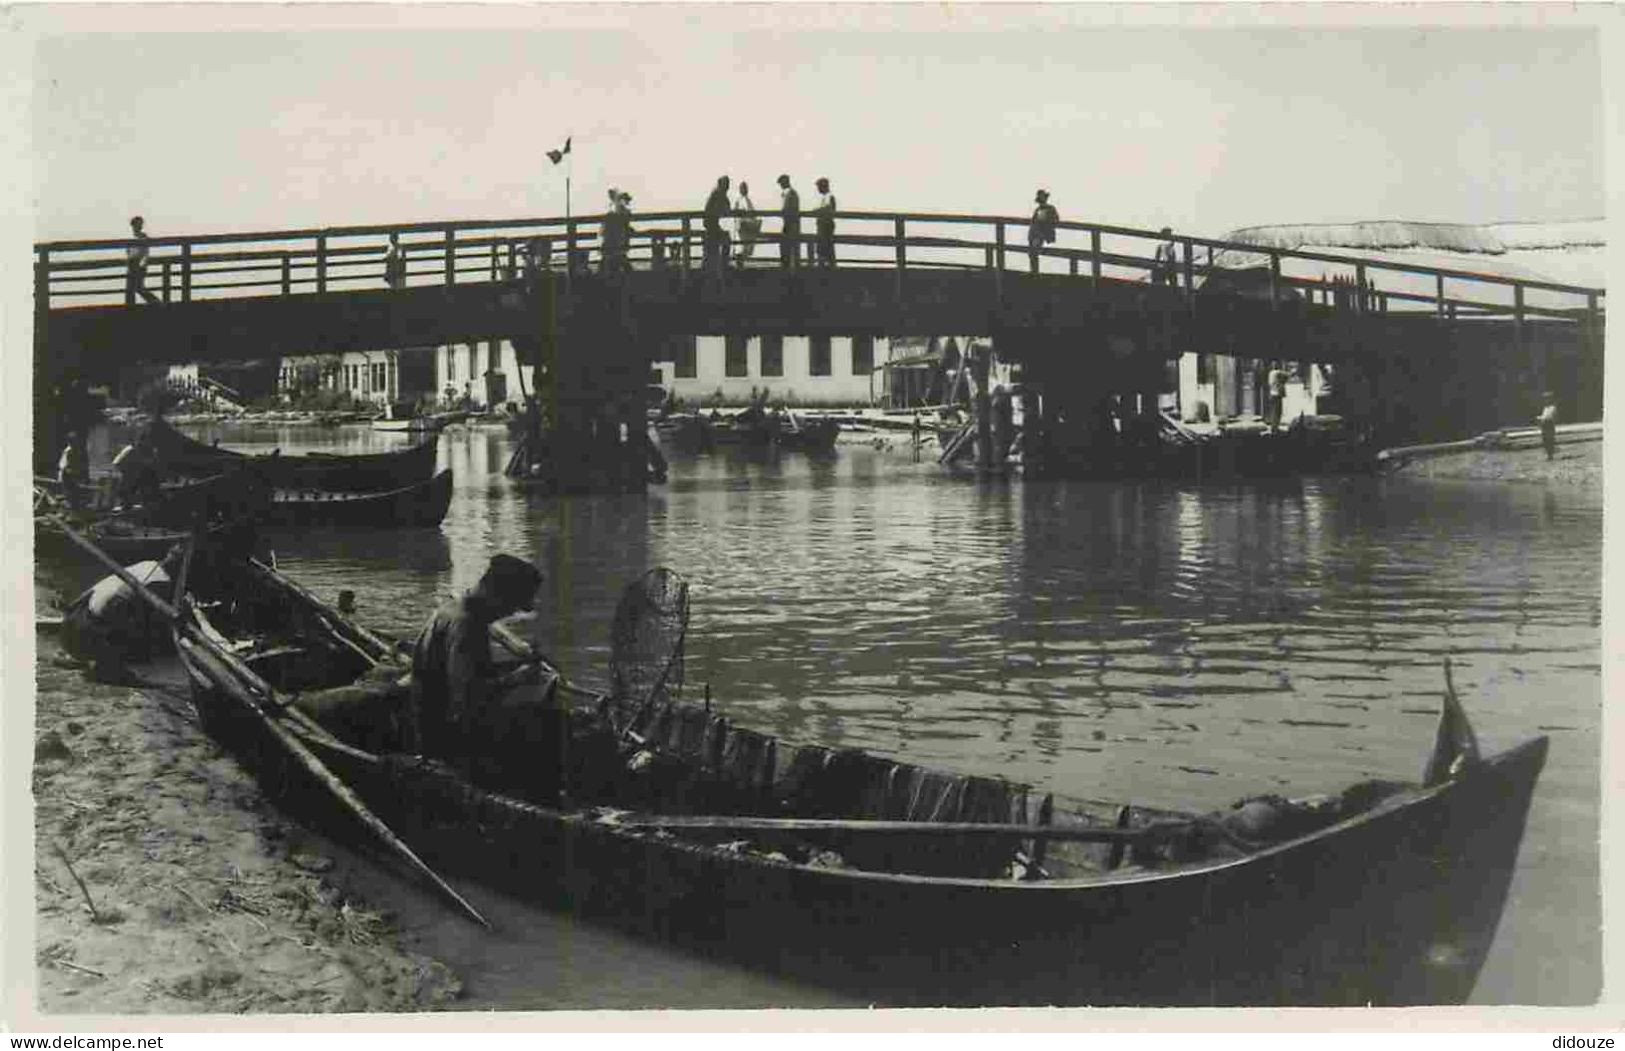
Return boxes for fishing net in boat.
[608,568,690,728]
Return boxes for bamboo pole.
[608,813,1158,844]
[55,523,491,929]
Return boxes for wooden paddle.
[55,523,491,929]
[606,812,1166,844]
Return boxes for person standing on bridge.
[813,178,837,269]
[382,232,406,289]
[1027,190,1058,274]
[734,181,761,267]
[1152,228,1179,287]
[777,174,801,271]
[126,216,158,305]
[601,191,633,275]
[703,175,732,280]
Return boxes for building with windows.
[651,334,986,407]
[274,347,437,407]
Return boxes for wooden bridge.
[35,210,1606,484]
[35,209,1604,368]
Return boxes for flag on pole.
[547,136,572,165]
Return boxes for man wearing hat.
[1027,190,1058,274]
[776,174,801,271]
[409,554,549,772]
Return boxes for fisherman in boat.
[408,553,564,796]
[61,545,186,684]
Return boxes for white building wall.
[436,341,535,408]
[1175,352,1330,423]
[659,335,879,406]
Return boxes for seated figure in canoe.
[408,553,568,800]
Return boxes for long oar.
[607,812,1163,845]
[56,523,491,929]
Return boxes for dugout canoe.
[148,416,440,492]
[261,469,454,529]
[171,559,1547,1008]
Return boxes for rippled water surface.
[160,421,1604,1006]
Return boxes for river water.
[130,420,1603,1007]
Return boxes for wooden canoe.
[172,559,1547,1008]
[148,416,440,493]
[261,469,454,529]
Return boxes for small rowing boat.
[261,469,454,529]
[370,411,469,435]
[168,558,1548,1007]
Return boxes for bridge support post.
[969,343,993,470]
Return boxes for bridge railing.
[35,211,1604,325]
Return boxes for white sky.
[22,7,1611,242]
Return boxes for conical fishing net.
[608,568,690,728]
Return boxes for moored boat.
[262,469,454,529]
[169,558,1548,1008]
[657,410,839,454]
[36,512,259,568]
[772,414,840,452]
[370,410,468,434]
[147,416,440,492]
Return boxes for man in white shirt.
[733,181,760,267]
[1266,363,1290,427]
[1537,391,1559,461]
[813,177,837,268]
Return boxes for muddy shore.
[31,631,461,1015]
[1384,436,1602,486]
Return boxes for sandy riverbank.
[31,632,462,1015]
[1385,437,1603,486]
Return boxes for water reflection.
[180,424,1597,800]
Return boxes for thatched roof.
[1208,218,1606,305]
[1225,221,1507,255]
